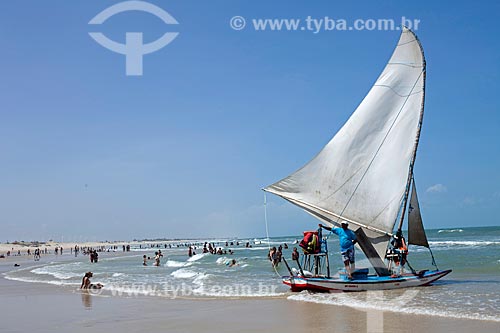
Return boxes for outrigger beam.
[294,258,305,276]
[355,228,391,276]
[282,257,294,276]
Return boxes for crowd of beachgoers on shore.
[0,239,294,266]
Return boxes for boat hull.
[283,269,452,292]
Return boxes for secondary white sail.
[264,28,426,260]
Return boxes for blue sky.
[0,0,498,241]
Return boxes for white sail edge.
[395,27,427,232]
[263,187,392,237]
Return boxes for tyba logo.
[89,1,179,76]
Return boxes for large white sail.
[264,28,425,240]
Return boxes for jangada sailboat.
[263,27,451,292]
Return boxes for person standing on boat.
[319,221,357,279]
[388,231,408,276]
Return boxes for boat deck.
[283,269,452,292]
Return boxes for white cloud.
[461,196,488,207]
[426,184,447,193]
[462,197,476,206]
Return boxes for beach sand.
[1,257,498,333]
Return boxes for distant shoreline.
[2,225,498,250]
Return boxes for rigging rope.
[429,247,438,269]
[337,69,425,223]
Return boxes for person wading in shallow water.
[80,272,103,290]
[319,221,357,279]
[291,247,300,261]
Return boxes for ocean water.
[4,227,499,322]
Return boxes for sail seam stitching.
[397,38,417,47]
[373,84,423,97]
[337,69,425,222]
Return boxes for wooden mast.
[397,27,427,233]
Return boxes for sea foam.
[187,253,208,262]
[429,240,500,247]
[438,229,464,233]
[31,266,81,280]
[288,291,500,322]
[170,268,198,279]
[165,260,191,268]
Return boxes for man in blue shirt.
[319,221,357,279]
